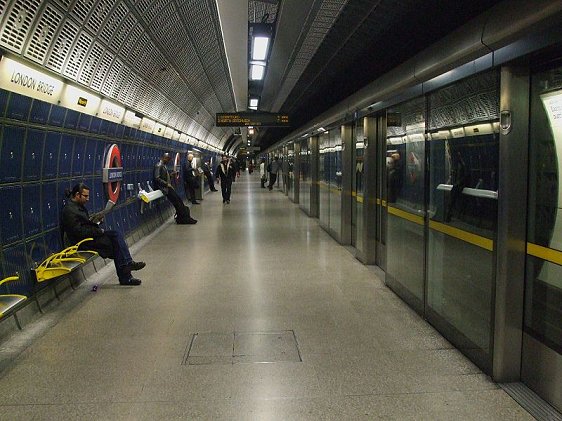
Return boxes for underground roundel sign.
[102,144,123,203]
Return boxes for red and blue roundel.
[102,144,123,203]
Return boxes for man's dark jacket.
[61,200,114,258]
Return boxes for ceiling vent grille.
[78,41,103,86]
[0,1,7,16]
[98,2,128,45]
[64,30,92,80]
[101,57,122,96]
[141,0,166,24]
[46,18,79,72]
[110,13,136,52]
[86,0,112,35]
[91,50,113,91]
[123,22,143,54]
[0,0,43,54]
[53,0,71,10]
[116,67,133,102]
[70,0,92,24]
[24,4,63,64]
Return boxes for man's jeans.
[105,230,133,281]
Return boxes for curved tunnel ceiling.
[0,0,239,149]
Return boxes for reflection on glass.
[526,64,562,354]
[427,70,499,369]
[385,97,426,304]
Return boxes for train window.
[525,63,562,354]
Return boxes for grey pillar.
[493,66,529,382]
[293,142,300,204]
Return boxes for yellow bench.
[0,275,27,329]
[31,238,98,311]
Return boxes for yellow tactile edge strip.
[527,242,562,266]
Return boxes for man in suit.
[183,153,200,204]
[215,155,236,204]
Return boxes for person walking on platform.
[203,161,218,191]
[260,158,267,188]
[215,155,236,203]
[154,153,197,224]
[61,183,145,286]
[183,153,200,204]
[268,156,281,190]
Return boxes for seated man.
[61,183,145,286]
[154,152,197,224]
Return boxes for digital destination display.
[216,112,290,127]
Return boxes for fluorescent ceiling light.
[249,98,259,107]
[252,36,270,61]
[250,63,265,80]
[249,105,258,110]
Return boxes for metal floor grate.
[182,330,302,365]
[500,382,562,421]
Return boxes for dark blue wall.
[0,88,213,295]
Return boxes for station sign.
[0,56,63,104]
[99,99,125,123]
[216,112,290,127]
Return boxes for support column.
[340,124,354,245]
[361,116,378,265]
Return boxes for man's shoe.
[191,201,200,204]
[188,218,198,224]
[123,261,146,272]
[226,200,230,204]
[119,277,142,286]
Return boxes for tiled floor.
[0,174,532,420]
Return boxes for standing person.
[259,158,267,188]
[203,161,218,191]
[268,156,281,190]
[183,153,200,204]
[61,183,145,286]
[154,153,197,224]
[215,155,236,203]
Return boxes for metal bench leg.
[13,313,22,330]
[35,295,43,314]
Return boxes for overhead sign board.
[216,112,290,127]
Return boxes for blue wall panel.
[41,182,59,230]
[0,125,25,182]
[89,116,102,133]
[0,89,8,117]
[44,229,62,256]
[48,104,65,126]
[22,184,41,237]
[6,93,32,121]
[94,141,107,176]
[64,109,79,129]
[58,134,73,177]
[26,236,47,267]
[29,99,51,124]
[23,129,44,182]
[72,137,86,176]
[2,244,29,294]
[0,186,23,244]
[83,138,97,175]
[43,132,60,179]
[77,113,92,131]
